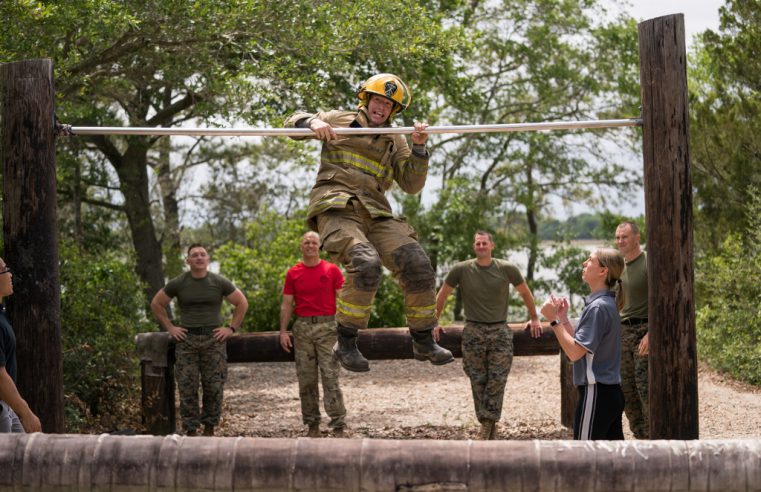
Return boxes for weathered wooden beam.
[0,58,64,432]
[226,324,559,363]
[638,14,698,440]
[2,434,760,491]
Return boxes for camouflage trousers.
[293,319,346,429]
[174,333,227,433]
[461,321,514,423]
[621,322,649,438]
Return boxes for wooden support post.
[559,353,576,429]
[136,332,176,435]
[0,59,64,432]
[638,14,698,439]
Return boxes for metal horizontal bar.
[69,118,641,137]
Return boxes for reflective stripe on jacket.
[284,108,429,227]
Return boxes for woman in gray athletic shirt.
[540,248,625,440]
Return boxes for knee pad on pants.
[391,243,435,293]
[346,243,382,291]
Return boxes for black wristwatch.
[228,325,238,333]
[550,320,561,327]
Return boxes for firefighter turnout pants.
[316,200,436,333]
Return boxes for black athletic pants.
[574,383,625,440]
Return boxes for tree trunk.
[0,59,64,432]
[453,288,463,321]
[524,166,538,281]
[226,325,560,362]
[525,208,538,282]
[71,159,84,244]
[114,141,166,302]
[156,136,183,279]
[3,434,759,491]
[0,436,761,492]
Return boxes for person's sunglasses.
[0,267,11,275]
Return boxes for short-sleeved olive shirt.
[620,251,648,321]
[444,259,525,323]
[163,271,236,328]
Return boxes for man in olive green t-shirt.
[151,244,248,436]
[435,231,542,440]
[615,221,649,439]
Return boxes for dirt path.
[218,355,761,440]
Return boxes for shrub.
[60,242,152,432]
[218,209,409,331]
[696,194,761,385]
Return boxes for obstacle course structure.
[136,324,576,435]
[1,433,760,491]
[0,13,697,440]
[0,14,729,492]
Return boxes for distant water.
[506,239,608,283]
[503,240,613,316]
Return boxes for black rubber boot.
[332,325,370,372]
[410,329,454,365]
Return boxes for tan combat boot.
[307,423,321,438]
[478,420,495,440]
[333,427,345,438]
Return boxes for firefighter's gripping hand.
[309,118,337,141]
[411,121,429,145]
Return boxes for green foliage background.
[60,242,152,431]
[216,209,406,332]
[695,192,761,385]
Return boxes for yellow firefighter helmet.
[356,73,411,117]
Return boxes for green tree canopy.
[0,0,468,302]
[689,0,761,252]
[419,0,640,280]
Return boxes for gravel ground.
[216,355,761,440]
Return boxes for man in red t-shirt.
[280,231,346,437]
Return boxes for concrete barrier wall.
[1,434,760,491]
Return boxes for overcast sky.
[612,0,724,47]
[544,1,727,220]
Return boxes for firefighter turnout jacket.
[284,107,429,228]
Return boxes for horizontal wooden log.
[226,324,559,363]
[2,434,760,491]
